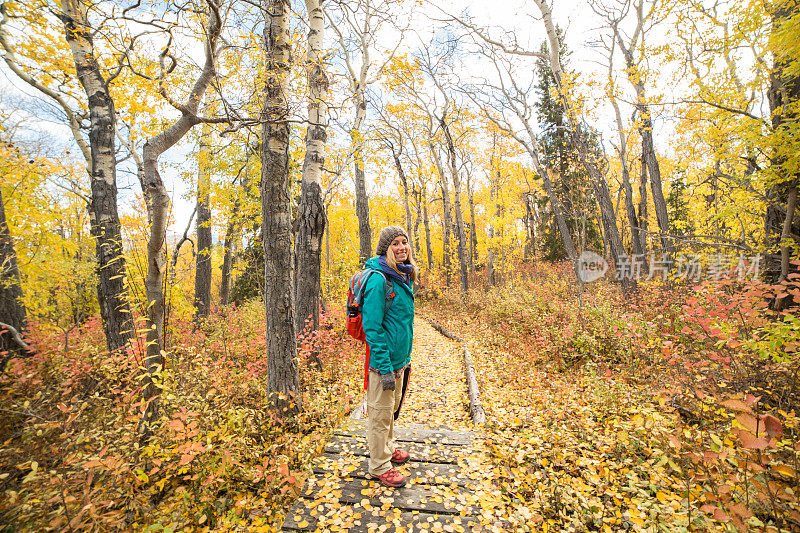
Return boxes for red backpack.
[346,268,395,388]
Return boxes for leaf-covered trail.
[439,311,705,532]
[278,318,510,532]
[401,317,474,430]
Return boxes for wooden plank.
[298,478,477,516]
[312,453,475,488]
[281,502,479,532]
[325,435,464,464]
[279,421,484,532]
[337,420,474,446]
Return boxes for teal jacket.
[361,256,414,375]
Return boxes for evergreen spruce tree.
[667,172,695,237]
[534,30,602,260]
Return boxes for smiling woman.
[361,225,419,487]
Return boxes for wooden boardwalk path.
[281,419,482,532]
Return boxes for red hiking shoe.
[391,448,410,466]
[372,468,406,488]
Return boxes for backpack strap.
[355,268,394,314]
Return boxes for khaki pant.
[366,371,404,476]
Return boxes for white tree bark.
[532,0,628,279]
[262,0,299,411]
[59,0,134,353]
[327,0,407,263]
[295,0,329,347]
[139,0,222,434]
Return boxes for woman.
[361,225,417,488]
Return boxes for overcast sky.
[0,0,675,242]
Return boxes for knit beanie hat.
[375,225,409,256]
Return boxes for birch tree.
[261,0,299,410]
[459,1,628,277]
[429,139,453,282]
[138,0,223,433]
[606,37,644,256]
[410,136,435,268]
[439,109,470,294]
[295,0,329,343]
[326,0,407,264]
[603,0,671,255]
[415,42,472,294]
[58,0,134,352]
[531,0,629,278]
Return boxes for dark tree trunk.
[422,189,433,269]
[622,162,642,256]
[640,113,671,255]
[60,0,133,353]
[638,149,649,258]
[195,123,213,319]
[429,142,452,286]
[352,86,371,265]
[766,0,800,286]
[593,173,632,291]
[353,152,371,264]
[0,188,27,354]
[220,171,249,306]
[262,0,299,411]
[567,121,629,289]
[540,165,577,260]
[610,94,642,256]
[324,206,330,269]
[616,28,671,256]
[487,175,498,286]
[412,187,422,259]
[467,175,478,271]
[440,116,469,295]
[220,218,237,307]
[523,192,536,261]
[294,181,325,341]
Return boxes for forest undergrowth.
[421,261,800,532]
[2,260,800,532]
[0,303,365,531]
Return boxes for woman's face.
[390,235,409,262]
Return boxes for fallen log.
[421,315,485,425]
[422,316,462,342]
[463,345,486,424]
